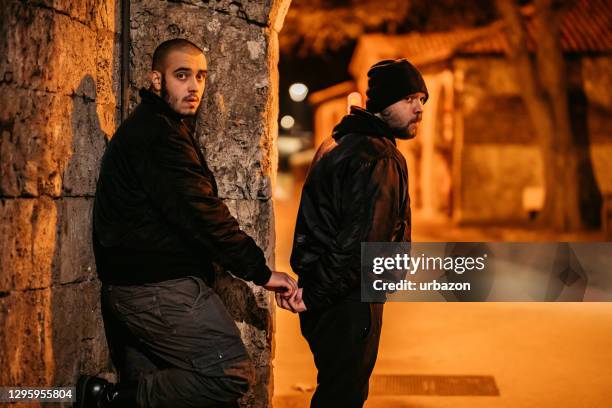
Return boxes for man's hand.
[276,287,307,313]
[263,271,297,298]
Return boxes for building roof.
[350,0,612,75]
[308,81,356,105]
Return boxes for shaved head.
[149,38,207,116]
[152,38,204,72]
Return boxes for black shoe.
[75,376,138,408]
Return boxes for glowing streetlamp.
[347,92,363,112]
[289,83,309,102]
[280,115,295,130]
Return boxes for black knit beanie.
[365,59,428,113]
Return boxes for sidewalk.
[271,174,611,408]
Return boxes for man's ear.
[149,70,162,93]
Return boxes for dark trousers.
[299,298,384,408]
[101,276,254,408]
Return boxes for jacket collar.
[332,106,398,146]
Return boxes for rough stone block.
[0,4,116,198]
[0,86,72,197]
[1,3,98,98]
[95,31,122,108]
[1,3,53,93]
[131,0,277,27]
[96,104,121,143]
[0,198,57,292]
[51,280,110,385]
[20,0,120,33]
[0,289,54,387]
[55,198,96,285]
[224,198,275,262]
[61,90,108,196]
[238,322,273,407]
[0,84,106,198]
[93,0,121,33]
[197,21,276,200]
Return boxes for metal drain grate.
[369,374,500,396]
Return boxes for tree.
[495,0,601,231]
[281,0,497,56]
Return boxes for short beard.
[394,125,417,140]
[380,110,417,140]
[160,74,170,103]
[159,74,197,118]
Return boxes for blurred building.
[309,0,612,223]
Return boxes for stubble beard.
[393,120,419,140]
[161,74,196,117]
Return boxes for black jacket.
[93,88,271,286]
[290,107,411,311]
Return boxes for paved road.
[271,174,612,408]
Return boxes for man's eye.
[177,73,186,79]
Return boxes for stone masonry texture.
[0,0,289,406]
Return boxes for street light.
[347,92,363,113]
[280,115,295,130]
[289,83,308,102]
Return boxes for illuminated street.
[2,1,610,405]
[272,174,612,408]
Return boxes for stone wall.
[0,0,121,400]
[0,0,288,406]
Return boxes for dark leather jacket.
[93,88,271,286]
[290,107,411,311]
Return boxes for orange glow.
[347,92,363,112]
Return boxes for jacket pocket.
[190,276,213,308]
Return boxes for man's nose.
[187,76,199,92]
[413,99,423,114]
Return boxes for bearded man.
[76,38,296,408]
[283,59,428,408]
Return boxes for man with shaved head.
[149,38,206,116]
[76,39,297,407]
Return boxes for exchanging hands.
[264,270,297,295]
[276,287,307,313]
[262,271,307,313]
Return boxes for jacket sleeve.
[138,121,271,286]
[301,156,406,311]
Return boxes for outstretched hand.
[263,271,298,298]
